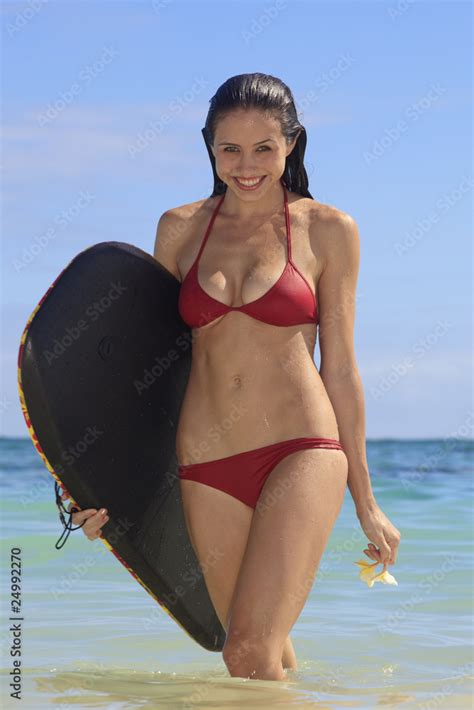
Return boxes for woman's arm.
[315,209,401,568]
[315,209,376,516]
[152,209,184,281]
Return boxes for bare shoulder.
[306,198,360,270]
[153,196,212,281]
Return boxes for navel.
[231,374,242,389]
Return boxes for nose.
[235,163,260,175]
[233,153,259,171]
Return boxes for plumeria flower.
[354,558,398,588]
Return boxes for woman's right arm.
[152,209,185,282]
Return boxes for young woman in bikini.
[62,72,401,681]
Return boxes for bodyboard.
[17,241,226,652]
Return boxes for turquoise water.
[1,436,472,709]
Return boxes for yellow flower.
[354,559,398,588]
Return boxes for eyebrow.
[217,138,276,146]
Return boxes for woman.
[62,72,401,681]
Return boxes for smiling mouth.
[232,176,266,190]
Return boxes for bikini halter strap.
[196,177,290,264]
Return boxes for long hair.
[201,72,314,199]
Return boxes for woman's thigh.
[224,448,348,659]
[179,479,254,629]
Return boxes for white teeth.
[235,177,263,186]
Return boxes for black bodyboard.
[17,241,226,652]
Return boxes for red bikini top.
[178,179,318,329]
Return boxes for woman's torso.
[174,187,341,465]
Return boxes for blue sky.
[2,0,472,438]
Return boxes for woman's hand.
[357,502,401,572]
[59,487,109,541]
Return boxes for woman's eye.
[223,146,270,152]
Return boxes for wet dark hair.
[201,72,314,199]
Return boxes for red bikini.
[178,178,345,509]
[178,178,318,328]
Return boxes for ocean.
[0,436,472,709]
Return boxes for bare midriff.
[175,316,341,466]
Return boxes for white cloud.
[3,101,211,182]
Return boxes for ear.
[286,129,302,157]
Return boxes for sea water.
[0,436,472,709]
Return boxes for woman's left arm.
[314,209,401,570]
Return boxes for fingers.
[81,510,109,540]
[66,504,109,540]
[388,546,398,565]
[59,486,109,542]
[379,535,397,567]
[364,541,395,568]
[387,532,401,565]
[364,543,384,563]
[363,544,381,562]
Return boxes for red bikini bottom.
[178,436,345,509]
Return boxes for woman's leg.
[179,478,297,670]
[281,637,297,670]
[222,447,348,680]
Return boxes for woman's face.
[210,108,299,199]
